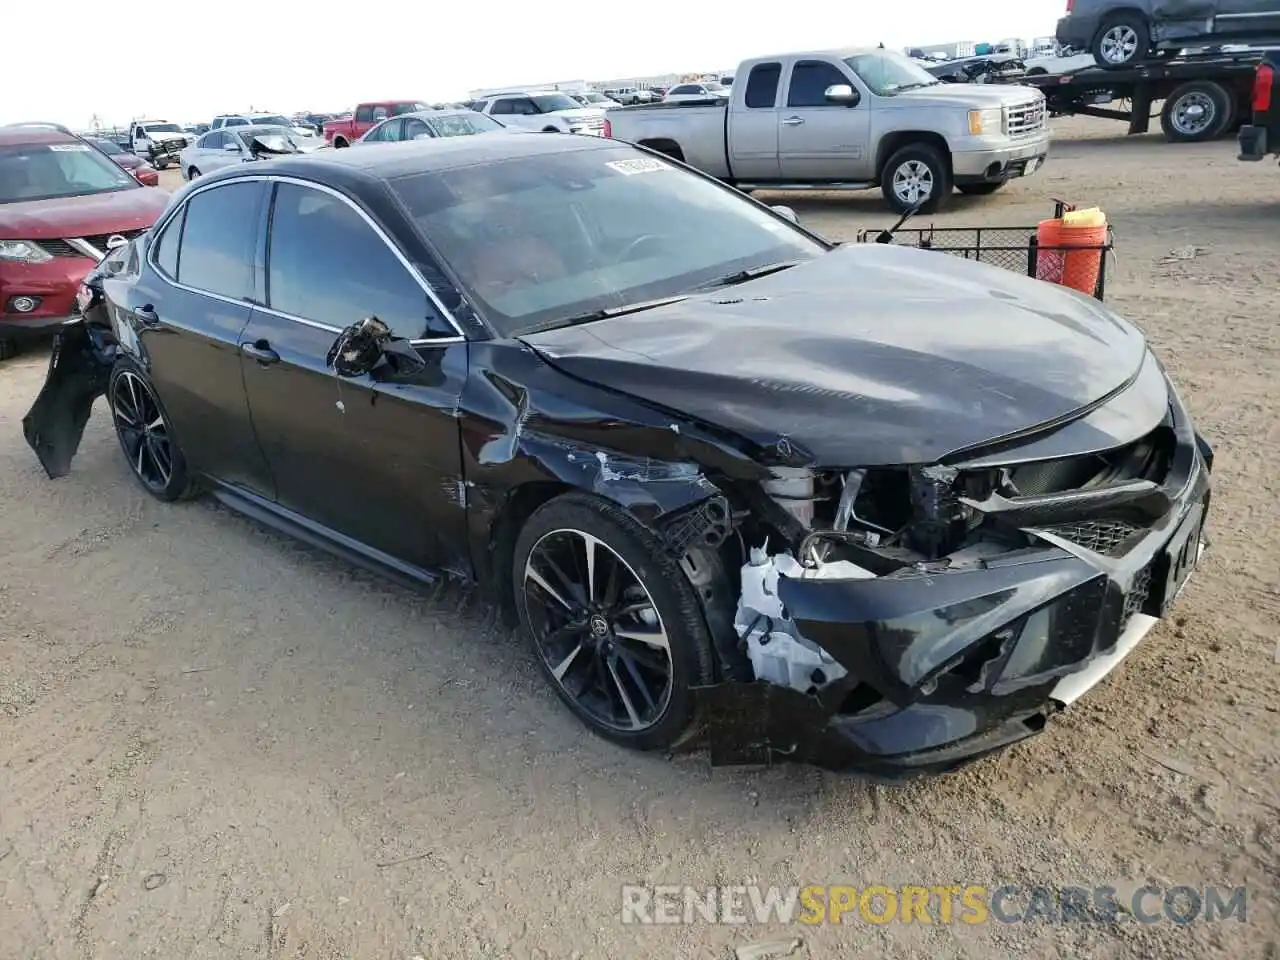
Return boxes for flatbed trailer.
[994,49,1280,142]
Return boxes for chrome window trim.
[146,172,468,344]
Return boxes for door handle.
[781,116,805,126]
[136,304,160,327]
[241,339,280,365]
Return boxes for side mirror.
[824,84,860,106]
[770,205,799,224]
[224,142,241,152]
[326,316,428,379]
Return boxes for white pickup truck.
[603,47,1051,213]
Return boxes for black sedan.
[23,133,1212,776]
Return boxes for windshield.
[250,115,293,127]
[392,102,430,116]
[390,146,825,336]
[429,113,505,137]
[144,123,183,134]
[705,82,728,92]
[844,50,941,94]
[532,93,581,113]
[0,142,139,203]
[581,92,610,104]
[91,139,123,155]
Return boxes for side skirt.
[205,479,465,594]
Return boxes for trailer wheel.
[1092,14,1150,69]
[1160,81,1232,142]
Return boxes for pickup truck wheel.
[188,167,201,180]
[1091,14,1150,69]
[881,144,951,215]
[333,137,348,148]
[1160,81,1232,142]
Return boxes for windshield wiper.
[528,293,692,333]
[888,81,938,92]
[698,260,802,289]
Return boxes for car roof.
[195,130,621,189]
[0,124,80,147]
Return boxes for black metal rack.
[855,202,1115,301]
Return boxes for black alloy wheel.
[514,494,714,750]
[108,364,194,501]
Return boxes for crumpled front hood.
[521,243,1148,466]
[0,187,171,240]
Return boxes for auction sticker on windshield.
[606,157,669,176]
[49,144,91,152]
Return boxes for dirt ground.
[1,115,1277,959]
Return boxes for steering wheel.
[618,234,665,262]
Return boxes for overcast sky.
[7,0,1065,128]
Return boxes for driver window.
[786,60,853,107]
[266,183,455,339]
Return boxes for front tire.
[188,166,201,180]
[513,493,715,751]
[881,143,951,215]
[108,359,197,502]
[1092,14,1150,69]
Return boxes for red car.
[87,137,161,186]
[0,124,170,359]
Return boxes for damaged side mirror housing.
[326,316,429,379]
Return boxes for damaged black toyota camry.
[24,132,1212,776]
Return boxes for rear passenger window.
[787,60,852,107]
[152,206,184,279]
[744,63,781,108]
[176,181,263,300]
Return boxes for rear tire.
[512,492,715,752]
[108,358,198,502]
[0,338,18,362]
[880,143,951,215]
[1092,14,1150,69]
[957,181,1005,196]
[1160,80,1233,142]
[333,137,349,148]
[188,167,201,180]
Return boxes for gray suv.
[1057,0,1280,69]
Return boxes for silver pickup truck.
[603,47,1050,213]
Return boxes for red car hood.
[0,187,170,240]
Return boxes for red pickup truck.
[322,101,429,147]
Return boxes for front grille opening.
[1006,426,1175,497]
[1042,518,1144,557]
[1122,563,1153,626]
